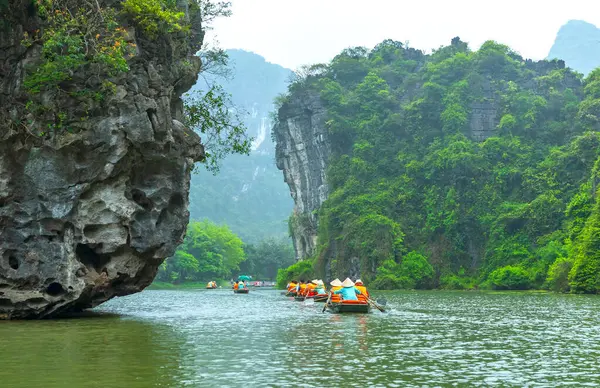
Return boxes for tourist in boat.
[239,280,246,289]
[315,280,327,295]
[354,279,369,302]
[333,278,362,301]
[233,281,239,290]
[286,280,298,295]
[354,279,368,297]
[296,280,307,296]
[306,279,318,297]
[329,278,343,303]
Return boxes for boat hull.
[285,291,297,297]
[327,301,370,313]
[233,289,249,294]
[313,295,328,303]
[294,296,305,301]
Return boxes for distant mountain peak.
[548,19,600,76]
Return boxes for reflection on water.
[1,289,600,387]
[0,312,185,388]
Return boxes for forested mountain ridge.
[187,49,294,242]
[548,20,600,76]
[274,37,600,292]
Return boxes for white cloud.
[207,0,600,69]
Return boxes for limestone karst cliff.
[274,89,330,261]
[0,0,204,318]
[274,39,586,284]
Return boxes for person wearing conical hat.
[333,278,362,301]
[329,278,343,303]
[354,279,369,302]
[315,280,326,295]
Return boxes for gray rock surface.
[274,90,330,260]
[0,1,204,318]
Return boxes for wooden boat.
[206,286,217,289]
[233,288,249,294]
[327,300,371,313]
[294,295,305,301]
[313,294,328,303]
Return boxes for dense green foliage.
[277,38,600,292]
[157,220,294,283]
[188,49,294,242]
[184,84,252,174]
[276,260,314,289]
[157,220,246,283]
[240,238,295,280]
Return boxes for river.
[1,289,599,387]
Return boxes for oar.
[367,297,386,312]
[322,292,332,313]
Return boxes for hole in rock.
[76,244,106,271]
[8,255,19,270]
[131,189,153,210]
[146,108,157,129]
[0,299,12,307]
[46,282,65,296]
[169,193,184,208]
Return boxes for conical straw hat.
[355,279,363,285]
[341,278,355,287]
[330,278,342,287]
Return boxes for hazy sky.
[208,0,600,70]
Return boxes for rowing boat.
[233,289,249,294]
[294,295,305,301]
[326,300,370,313]
[313,294,328,303]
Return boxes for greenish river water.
[1,289,600,387]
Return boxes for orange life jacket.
[306,283,317,296]
[299,283,308,295]
[287,282,297,292]
[330,286,343,303]
[355,285,369,302]
[233,283,238,290]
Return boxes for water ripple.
[1,289,599,387]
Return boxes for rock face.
[0,1,204,318]
[274,90,330,260]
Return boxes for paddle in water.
[322,293,332,313]
[367,297,386,312]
